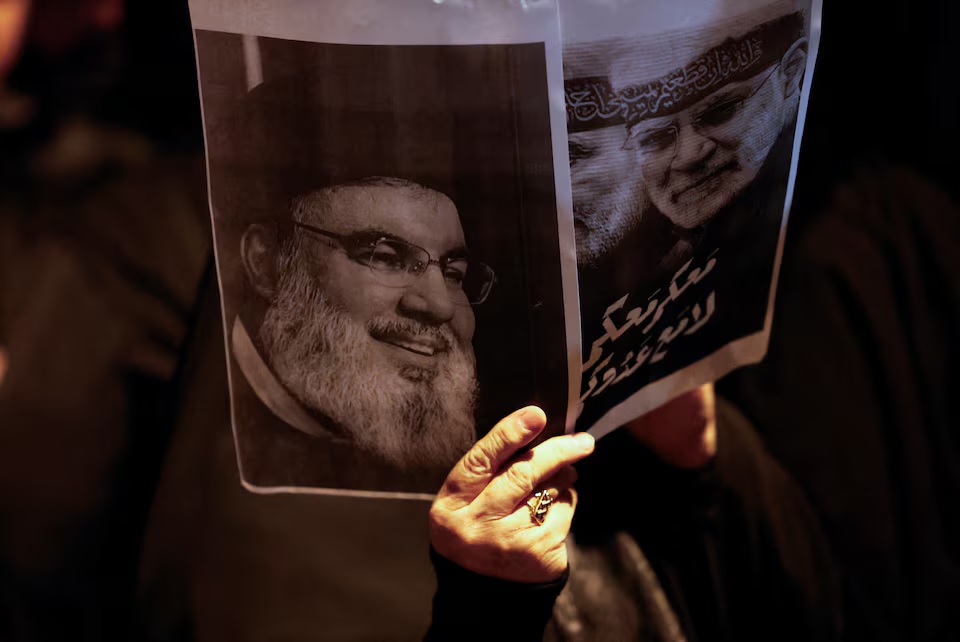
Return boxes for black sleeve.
[570,399,843,642]
[424,547,568,642]
[720,166,960,642]
[705,399,844,642]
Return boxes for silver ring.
[526,489,555,525]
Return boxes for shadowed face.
[569,128,645,265]
[258,182,479,471]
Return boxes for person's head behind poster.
[564,3,807,264]
[210,70,496,491]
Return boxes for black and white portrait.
[196,33,568,495]
[564,0,811,432]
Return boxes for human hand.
[429,406,595,583]
[625,383,717,469]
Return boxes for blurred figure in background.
[720,163,960,642]
[719,2,960,641]
[0,1,209,640]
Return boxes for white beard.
[258,261,478,472]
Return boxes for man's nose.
[398,264,456,324]
[670,123,717,171]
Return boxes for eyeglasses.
[622,65,780,157]
[289,221,497,305]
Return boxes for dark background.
[194,33,571,439]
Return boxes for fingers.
[539,464,578,498]
[519,466,578,526]
[438,406,547,502]
[429,449,583,584]
[475,432,594,516]
[510,484,578,533]
[430,482,579,583]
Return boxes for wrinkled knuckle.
[459,448,491,479]
[427,503,449,529]
[522,457,542,483]
[485,429,510,459]
[504,460,537,497]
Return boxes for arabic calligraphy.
[565,77,627,131]
[578,253,718,415]
[618,36,763,124]
[564,12,806,132]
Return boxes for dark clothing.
[721,165,960,642]
[426,399,842,642]
[137,285,440,641]
[425,549,568,642]
[0,121,210,641]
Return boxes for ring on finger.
[526,489,555,525]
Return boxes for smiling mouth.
[371,329,449,359]
[386,338,439,356]
[672,163,738,202]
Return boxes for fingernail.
[575,432,595,451]
[518,406,546,430]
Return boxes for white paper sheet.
[188,0,822,496]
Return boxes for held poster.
[188,0,821,497]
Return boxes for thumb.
[438,406,547,502]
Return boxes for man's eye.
[368,244,407,272]
[442,261,468,285]
[635,127,676,152]
[697,99,742,127]
[568,142,595,164]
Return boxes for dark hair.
[206,70,459,237]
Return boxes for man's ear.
[778,38,808,101]
[240,223,280,300]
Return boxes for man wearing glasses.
[611,9,808,283]
[231,175,494,492]
[566,9,807,279]
[564,3,810,429]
